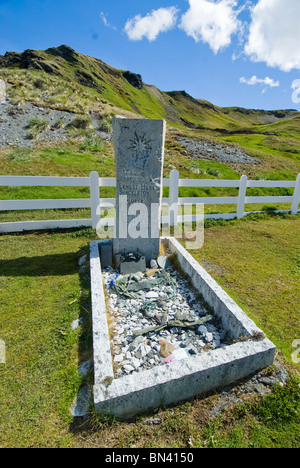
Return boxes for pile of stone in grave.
[102,255,230,378]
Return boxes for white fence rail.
[0,170,299,233]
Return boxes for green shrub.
[79,136,104,152]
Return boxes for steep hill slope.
[0,45,300,178]
[0,45,298,129]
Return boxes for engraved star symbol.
[129,132,152,155]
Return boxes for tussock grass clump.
[98,116,112,133]
[33,78,46,90]
[67,115,92,130]
[28,118,50,131]
[26,118,50,139]
[8,147,32,162]
[52,118,65,129]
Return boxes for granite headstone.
[113,116,166,264]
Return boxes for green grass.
[0,139,117,225]
[201,377,300,448]
[192,213,300,363]
[0,228,98,447]
[0,214,299,448]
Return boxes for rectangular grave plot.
[90,238,276,419]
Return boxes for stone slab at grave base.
[90,237,276,420]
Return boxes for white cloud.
[100,12,108,27]
[240,75,280,87]
[245,0,300,71]
[124,7,179,42]
[179,0,241,53]
[291,79,300,104]
[100,12,117,30]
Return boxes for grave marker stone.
[112,116,166,264]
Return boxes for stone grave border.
[90,237,276,419]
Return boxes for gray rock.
[104,263,230,378]
[78,360,93,377]
[205,332,214,343]
[145,291,159,300]
[143,417,164,426]
[78,254,87,266]
[177,137,257,166]
[150,259,158,269]
[197,325,208,335]
[187,345,198,355]
[135,343,151,359]
[130,357,141,369]
[0,98,89,149]
[157,255,172,270]
[114,354,124,363]
[71,385,91,417]
[71,317,84,330]
[127,279,151,292]
[123,364,135,373]
[131,271,144,281]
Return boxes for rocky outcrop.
[74,70,103,93]
[0,49,62,75]
[45,45,79,63]
[123,71,143,89]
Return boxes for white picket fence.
[0,170,299,233]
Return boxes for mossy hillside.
[1,45,300,140]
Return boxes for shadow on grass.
[0,252,78,276]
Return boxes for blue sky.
[1,0,300,110]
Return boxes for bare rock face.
[0,48,62,75]
[45,45,78,63]
[123,70,143,89]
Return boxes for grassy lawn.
[194,213,300,363]
[0,228,97,447]
[0,213,299,448]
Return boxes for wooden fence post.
[291,173,300,215]
[90,171,100,229]
[169,170,179,226]
[237,175,248,219]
